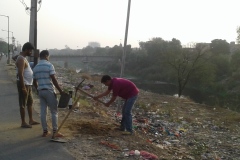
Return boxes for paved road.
[0,57,75,160]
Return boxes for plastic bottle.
[68,91,73,109]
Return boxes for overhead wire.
[19,0,42,14]
[19,0,28,9]
[37,0,42,12]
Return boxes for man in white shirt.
[16,42,39,128]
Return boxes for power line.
[37,0,42,12]
[19,0,28,9]
[19,0,42,14]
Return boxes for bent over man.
[94,75,139,135]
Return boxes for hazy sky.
[0,0,239,50]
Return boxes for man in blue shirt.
[33,50,64,137]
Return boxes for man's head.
[39,50,50,61]
[101,75,112,86]
[22,42,35,56]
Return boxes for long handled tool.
[51,89,106,143]
[79,88,121,123]
[77,88,106,105]
[51,95,82,143]
[74,79,85,99]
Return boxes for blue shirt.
[33,60,56,92]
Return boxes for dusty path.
[0,58,74,160]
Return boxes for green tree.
[94,47,108,56]
[231,49,240,72]
[167,44,211,97]
[82,46,95,55]
[125,49,148,77]
[0,40,8,53]
[107,45,123,57]
[137,38,182,81]
[210,54,231,80]
[210,39,230,55]
[237,26,240,44]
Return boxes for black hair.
[39,50,49,59]
[101,75,112,83]
[22,42,35,51]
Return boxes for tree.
[0,40,8,53]
[210,54,231,80]
[237,26,240,44]
[107,45,123,57]
[94,47,108,56]
[82,46,95,55]
[65,45,71,49]
[230,49,240,73]
[137,38,182,81]
[207,39,232,81]
[167,44,211,97]
[210,39,230,55]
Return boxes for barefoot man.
[16,42,39,128]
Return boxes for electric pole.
[29,0,39,66]
[120,0,131,78]
[29,0,37,48]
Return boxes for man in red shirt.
[94,75,139,135]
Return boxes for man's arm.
[105,95,117,107]
[16,57,27,93]
[94,89,111,99]
[50,74,63,95]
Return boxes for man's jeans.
[121,95,138,133]
[39,90,58,132]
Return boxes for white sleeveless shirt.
[16,55,33,85]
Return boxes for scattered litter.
[140,150,158,160]
[99,140,120,150]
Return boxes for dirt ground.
[50,95,186,160]
[6,63,240,160]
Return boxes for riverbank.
[5,62,240,159]
[52,65,240,160]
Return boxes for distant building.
[88,42,100,48]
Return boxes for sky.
[0,0,239,50]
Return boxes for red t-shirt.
[108,78,139,99]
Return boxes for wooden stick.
[52,95,81,139]
[77,88,106,105]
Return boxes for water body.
[133,81,214,105]
[52,61,214,105]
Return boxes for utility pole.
[29,0,39,66]
[29,0,37,48]
[120,0,131,78]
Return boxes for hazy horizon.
[0,0,239,50]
